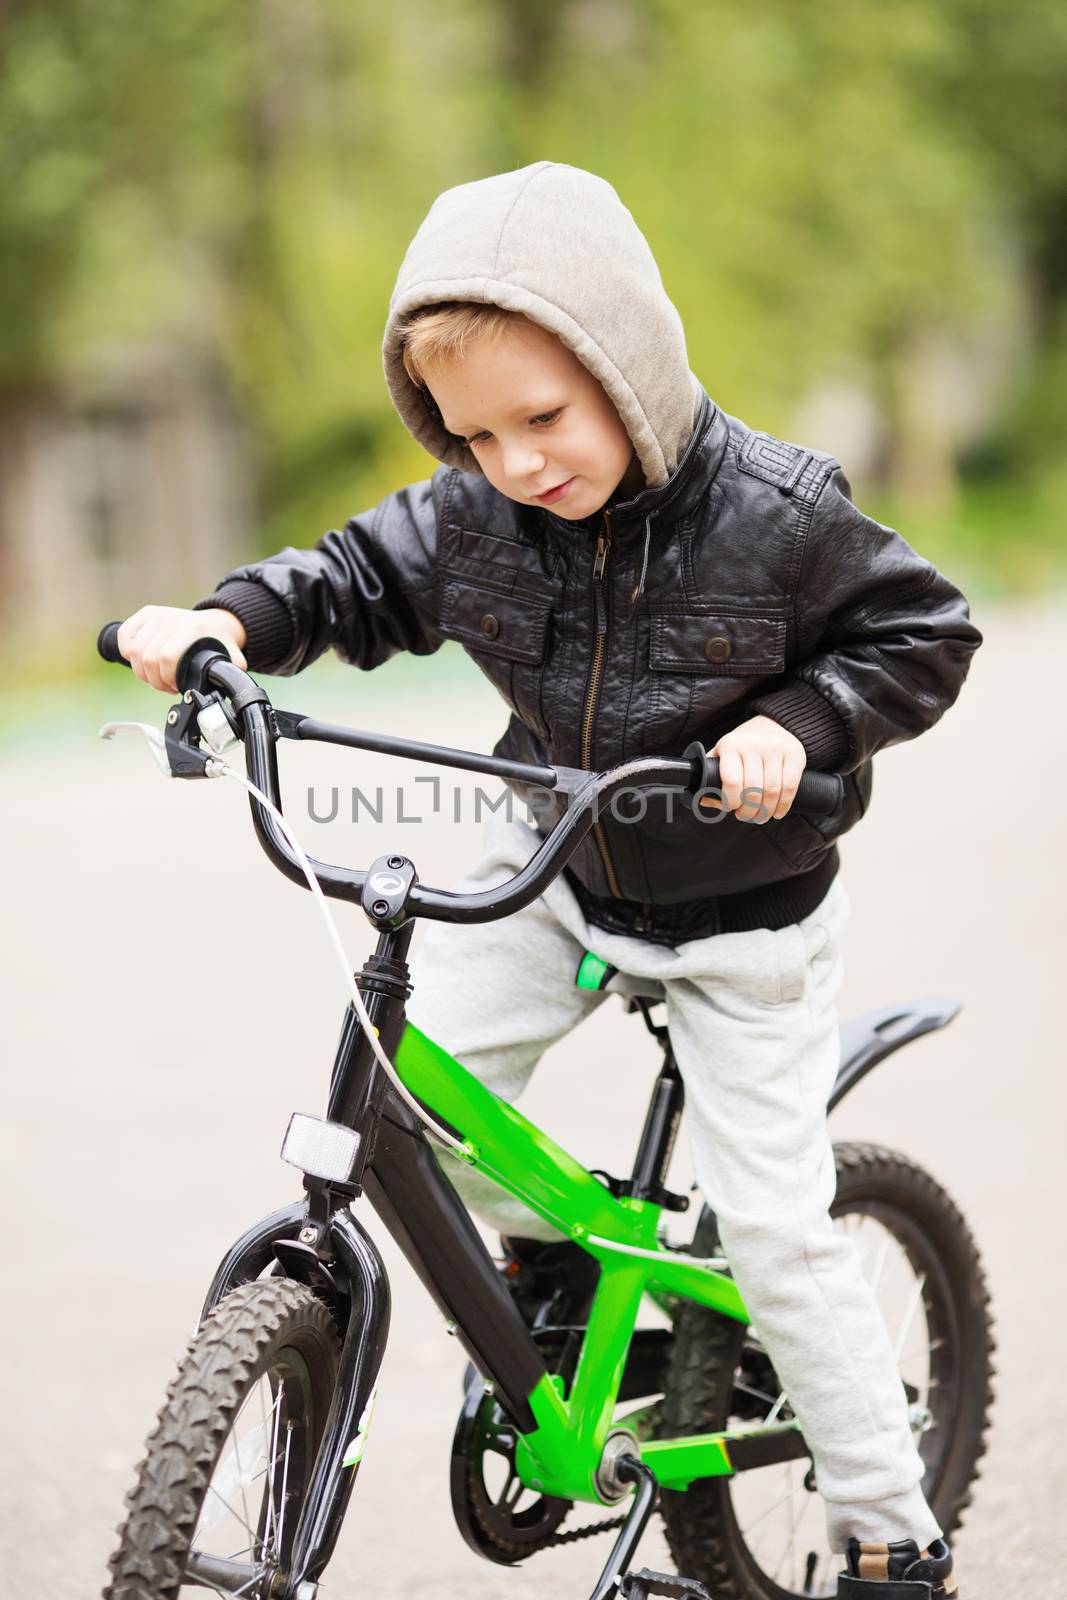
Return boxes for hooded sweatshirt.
[381,161,704,488]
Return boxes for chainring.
[450,1369,572,1563]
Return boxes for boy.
[118,161,981,1595]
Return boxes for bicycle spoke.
[739,1471,810,1539]
[255,1376,273,1548]
[897,1338,931,1370]
[733,1378,779,1407]
[779,1460,799,1588]
[866,1229,892,1296]
[275,1421,294,1554]
[763,1388,788,1424]
[845,1217,871,1268]
[892,1273,927,1363]
[261,1382,285,1560]
[204,1482,257,1546]
[229,1403,255,1549]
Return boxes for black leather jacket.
[197,391,982,924]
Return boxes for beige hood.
[381,161,703,488]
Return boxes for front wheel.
[658,1141,995,1600]
[105,1279,340,1600]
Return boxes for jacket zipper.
[580,510,624,899]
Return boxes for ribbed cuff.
[193,581,294,674]
[748,679,851,771]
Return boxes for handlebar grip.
[97,621,131,667]
[790,768,845,817]
[703,755,844,818]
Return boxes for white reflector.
[281,1113,362,1183]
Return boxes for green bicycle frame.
[395,1022,805,1506]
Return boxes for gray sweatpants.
[406,811,941,1554]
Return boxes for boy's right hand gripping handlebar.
[98,620,236,691]
[98,620,262,707]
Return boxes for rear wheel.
[106,1279,339,1599]
[659,1142,995,1599]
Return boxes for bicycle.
[96,624,995,1600]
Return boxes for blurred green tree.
[1,0,1064,591]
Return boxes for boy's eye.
[463,409,560,447]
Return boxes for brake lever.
[99,693,220,780]
[98,720,173,776]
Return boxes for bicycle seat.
[575,951,666,1006]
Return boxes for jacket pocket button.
[705,635,732,663]
[480,613,500,641]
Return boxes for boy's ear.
[419,384,445,430]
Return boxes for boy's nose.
[503,441,547,483]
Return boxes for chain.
[548,1510,629,1547]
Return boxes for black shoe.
[838,1536,958,1597]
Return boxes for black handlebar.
[98,623,845,925]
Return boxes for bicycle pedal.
[618,1568,713,1599]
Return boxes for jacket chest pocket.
[438,525,565,737]
[646,610,788,750]
[439,577,556,739]
[650,611,787,675]
[440,579,552,663]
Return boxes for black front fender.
[198,1200,307,1325]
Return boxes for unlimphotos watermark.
[304,779,776,828]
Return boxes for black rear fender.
[829,997,961,1113]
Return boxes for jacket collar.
[542,388,727,540]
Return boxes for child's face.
[425,318,643,518]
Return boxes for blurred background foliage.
[1,0,1065,691]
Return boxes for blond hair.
[398,301,532,390]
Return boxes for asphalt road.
[2,595,1063,1598]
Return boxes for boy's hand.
[116,606,248,695]
[698,715,807,823]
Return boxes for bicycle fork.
[192,1202,391,1596]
